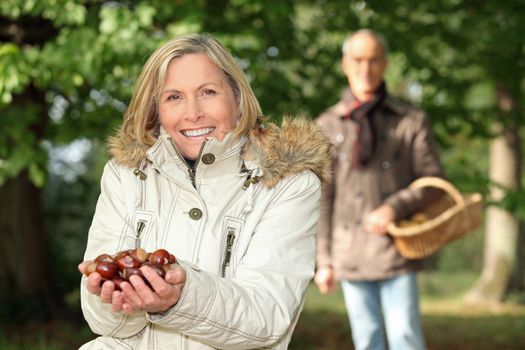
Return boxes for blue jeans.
[341,273,426,350]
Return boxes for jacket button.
[189,208,203,220]
[393,151,401,161]
[202,153,215,165]
[381,160,391,170]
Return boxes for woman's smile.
[181,127,216,138]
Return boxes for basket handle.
[409,177,465,206]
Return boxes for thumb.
[165,264,187,286]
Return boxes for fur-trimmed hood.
[109,117,330,187]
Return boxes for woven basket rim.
[388,192,482,237]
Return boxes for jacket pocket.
[118,210,156,251]
[219,216,244,278]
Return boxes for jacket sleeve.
[384,112,446,220]
[148,171,320,349]
[80,160,148,338]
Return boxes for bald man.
[314,29,445,350]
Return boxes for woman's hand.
[119,264,187,315]
[78,260,123,310]
[79,261,187,315]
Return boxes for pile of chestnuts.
[84,248,177,290]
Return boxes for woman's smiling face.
[158,53,239,160]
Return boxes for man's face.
[342,34,387,101]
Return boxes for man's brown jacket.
[316,90,445,281]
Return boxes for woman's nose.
[184,98,203,121]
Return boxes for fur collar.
[109,117,330,188]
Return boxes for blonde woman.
[78,33,329,349]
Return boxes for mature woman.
[78,33,329,349]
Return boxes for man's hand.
[363,204,395,234]
[314,265,337,294]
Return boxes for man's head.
[341,29,388,102]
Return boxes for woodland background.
[1,0,524,348]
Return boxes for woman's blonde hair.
[115,33,263,147]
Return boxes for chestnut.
[122,267,143,280]
[112,276,125,291]
[115,251,141,270]
[96,261,119,280]
[85,261,99,276]
[83,248,176,285]
[148,249,170,265]
[129,248,148,263]
[94,254,114,263]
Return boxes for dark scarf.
[341,82,387,168]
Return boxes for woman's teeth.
[182,127,215,137]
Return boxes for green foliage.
[0,104,47,186]
[0,0,86,25]
[0,44,30,104]
[1,0,524,187]
[494,186,525,220]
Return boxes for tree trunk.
[464,123,520,304]
[0,82,66,319]
[508,219,524,292]
[0,171,64,319]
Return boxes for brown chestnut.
[94,254,114,263]
[122,267,143,280]
[112,276,125,291]
[85,261,99,276]
[148,249,170,265]
[115,251,141,270]
[129,248,148,263]
[84,248,176,284]
[96,261,119,280]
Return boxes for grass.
[290,271,525,350]
[1,271,524,349]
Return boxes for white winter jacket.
[80,118,330,350]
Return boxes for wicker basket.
[387,177,483,259]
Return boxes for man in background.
[314,29,444,350]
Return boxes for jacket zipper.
[221,229,236,277]
[135,220,146,249]
[168,136,208,188]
